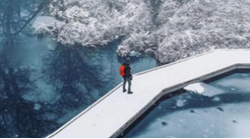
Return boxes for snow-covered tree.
[35,0,152,47]
[157,0,250,63]
[118,0,250,63]
[34,0,250,64]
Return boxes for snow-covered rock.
[184,82,225,97]
[184,82,205,94]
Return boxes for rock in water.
[184,82,205,94]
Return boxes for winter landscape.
[1,0,250,138]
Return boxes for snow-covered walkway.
[48,49,250,138]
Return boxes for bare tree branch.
[29,76,43,83]
[12,0,50,35]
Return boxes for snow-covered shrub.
[117,31,157,56]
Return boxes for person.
[120,57,133,94]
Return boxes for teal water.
[0,34,158,137]
[124,73,250,138]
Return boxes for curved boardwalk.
[48,49,250,138]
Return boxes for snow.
[31,0,250,65]
[57,109,84,125]
[129,51,141,57]
[184,82,225,97]
[48,49,250,138]
[34,103,42,110]
[176,99,187,107]
[31,0,250,66]
[117,0,250,63]
[184,82,205,94]
[32,16,63,39]
[33,16,58,27]
[43,0,152,47]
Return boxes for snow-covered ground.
[48,49,250,138]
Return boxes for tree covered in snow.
[34,0,250,64]
[35,0,152,47]
[119,0,250,63]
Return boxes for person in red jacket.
[120,57,133,94]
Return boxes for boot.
[128,91,133,94]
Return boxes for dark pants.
[123,76,131,92]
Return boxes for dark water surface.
[124,73,250,138]
[0,35,158,137]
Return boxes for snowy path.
[48,49,250,138]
